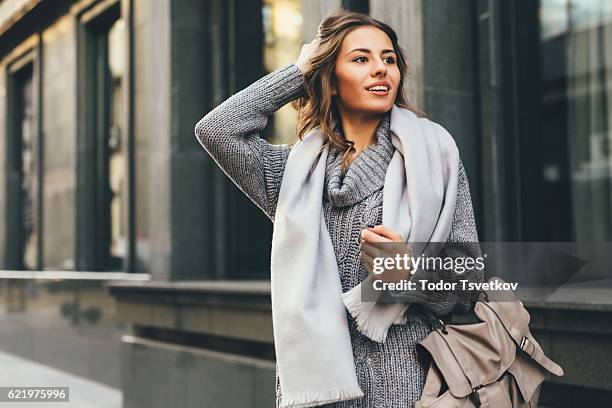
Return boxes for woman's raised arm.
[194,62,305,221]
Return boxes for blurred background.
[0,0,610,406]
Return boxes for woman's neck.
[337,110,383,155]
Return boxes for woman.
[195,9,483,408]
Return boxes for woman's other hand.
[360,225,413,284]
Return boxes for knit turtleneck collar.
[324,111,395,207]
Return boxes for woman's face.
[333,26,401,119]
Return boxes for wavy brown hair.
[290,9,428,171]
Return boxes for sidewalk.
[0,350,121,407]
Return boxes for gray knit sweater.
[194,62,484,408]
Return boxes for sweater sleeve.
[390,158,485,317]
[194,62,305,221]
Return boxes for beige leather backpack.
[415,277,564,408]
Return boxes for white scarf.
[271,104,460,407]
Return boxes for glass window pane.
[107,18,127,267]
[262,0,303,145]
[20,70,37,270]
[539,0,612,240]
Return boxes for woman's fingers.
[360,240,380,259]
[367,224,404,242]
[361,225,404,243]
[295,37,321,74]
[360,248,374,272]
[361,228,390,243]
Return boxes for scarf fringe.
[278,386,364,408]
[341,288,390,343]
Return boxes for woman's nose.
[371,60,387,76]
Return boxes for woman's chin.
[341,99,394,117]
[361,103,394,115]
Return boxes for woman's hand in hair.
[295,35,321,74]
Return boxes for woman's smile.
[366,88,390,96]
[365,80,391,96]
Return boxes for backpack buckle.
[471,384,483,407]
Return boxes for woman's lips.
[367,89,390,96]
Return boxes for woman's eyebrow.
[346,48,396,56]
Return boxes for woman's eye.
[353,56,396,64]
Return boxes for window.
[5,52,40,271]
[540,0,612,240]
[107,18,128,268]
[77,2,130,271]
[504,0,612,241]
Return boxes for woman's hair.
[290,8,427,171]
